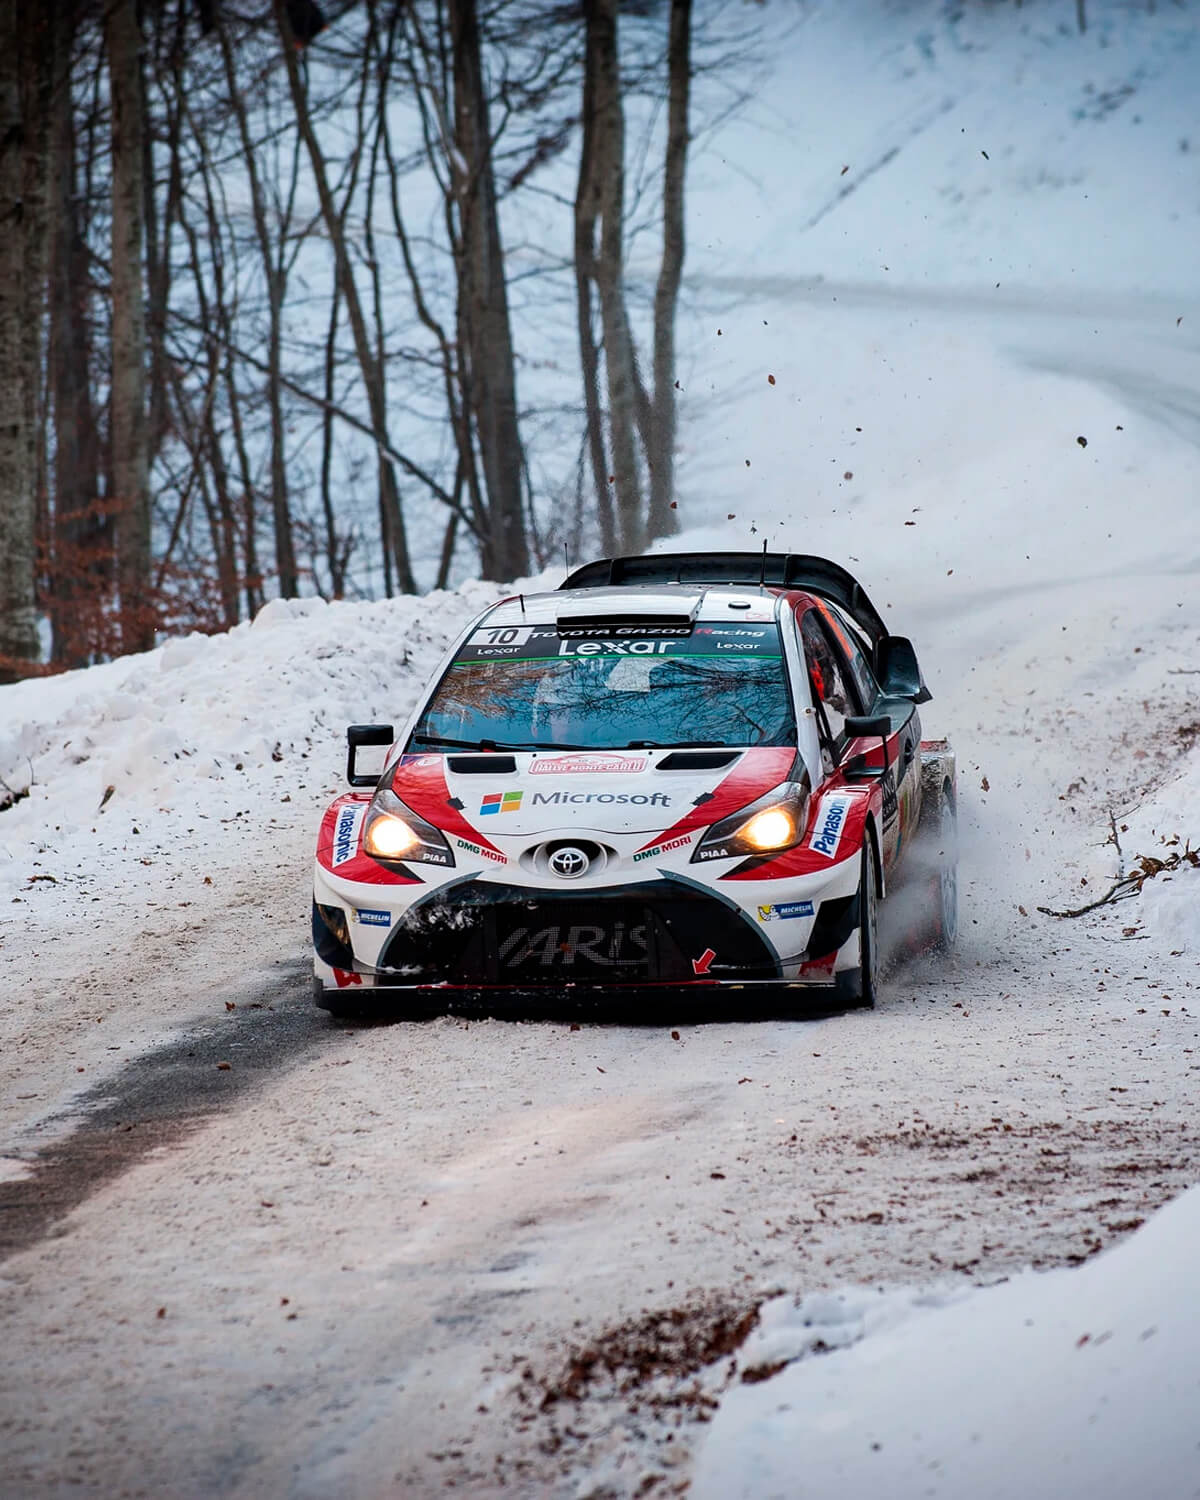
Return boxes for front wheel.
[835,841,879,1009]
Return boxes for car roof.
[483,583,783,629]
[560,551,890,647]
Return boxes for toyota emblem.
[548,846,590,879]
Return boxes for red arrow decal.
[692,948,716,976]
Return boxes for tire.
[835,840,879,1009]
[917,772,958,952]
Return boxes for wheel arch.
[863,810,884,899]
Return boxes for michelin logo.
[332,804,364,867]
[808,794,853,860]
[757,900,815,922]
[353,908,392,927]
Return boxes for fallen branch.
[1038,844,1198,919]
[1104,807,1125,881]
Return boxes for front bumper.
[313,865,862,995]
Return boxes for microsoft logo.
[479,791,523,815]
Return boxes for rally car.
[312,552,956,1015]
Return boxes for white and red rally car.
[312,552,956,1015]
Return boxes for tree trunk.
[447,0,529,582]
[143,0,179,465]
[319,284,348,599]
[222,333,263,621]
[393,3,491,559]
[22,4,54,631]
[573,28,615,557]
[105,0,153,653]
[217,13,298,598]
[0,0,39,679]
[49,0,107,668]
[276,0,415,594]
[584,0,644,554]
[646,0,690,542]
[189,129,240,631]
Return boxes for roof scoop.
[554,611,696,638]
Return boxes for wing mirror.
[346,724,395,788]
[876,635,931,704]
[842,714,891,780]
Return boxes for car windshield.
[407,621,796,751]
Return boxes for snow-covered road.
[2,862,1198,1496]
[3,259,1200,1500]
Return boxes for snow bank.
[693,1185,1200,1500]
[1120,741,1200,953]
[0,577,552,904]
[0,574,558,1138]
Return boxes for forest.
[0,0,707,679]
[0,0,1117,682]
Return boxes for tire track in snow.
[0,960,315,1263]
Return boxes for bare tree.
[0,0,40,679]
[447,0,529,581]
[49,0,107,667]
[105,0,154,653]
[578,0,646,553]
[216,12,299,598]
[0,0,716,678]
[276,0,415,594]
[573,1,616,555]
[645,0,690,542]
[574,0,694,553]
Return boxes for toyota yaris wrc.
[312,552,956,1015]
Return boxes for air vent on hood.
[657,750,740,771]
[448,755,517,775]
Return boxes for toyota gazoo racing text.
[312,552,957,1014]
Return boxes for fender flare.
[864,811,884,899]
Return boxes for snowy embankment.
[0,576,549,1143]
[693,1183,1200,1500]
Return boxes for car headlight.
[691,780,810,863]
[363,788,455,868]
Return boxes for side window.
[799,610,858,767]
[820,601,880,711]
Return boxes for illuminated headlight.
[741,806,797,850]
[363,788,455,868]
[364,812,419,858]
[691,781,810,863]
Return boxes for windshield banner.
[460,623,780,662]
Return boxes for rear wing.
[561,552,889,649]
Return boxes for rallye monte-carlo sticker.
[529,753,647,775]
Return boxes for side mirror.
[346,724,394,788]
[876,635,931,704]
[842,714,891,779]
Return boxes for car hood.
[390,747,797,844]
